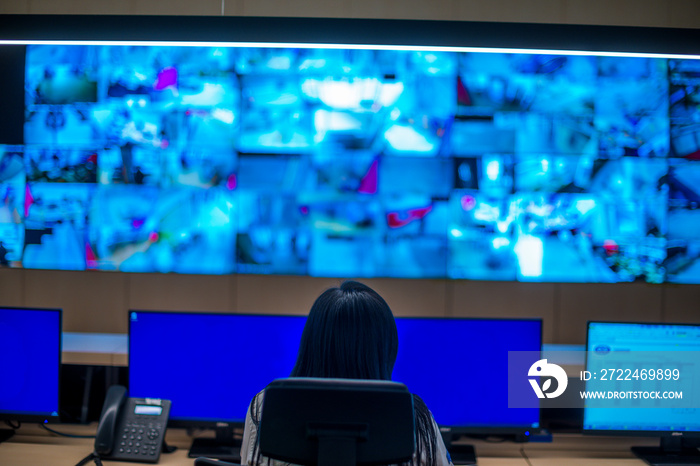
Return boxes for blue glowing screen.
[0,307,61,420]
[0,45,698,282]
[128,311,307,423]
[129,311,541,429]
[394,318,542,428]
[584,322,700,433]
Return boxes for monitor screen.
[583,322,700,434]
[0,307,61,422]
[1,16,699,283]
[393,318,542,431]
[129,310,541,431]
[128,311,306,425]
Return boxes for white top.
[240,390,454,466]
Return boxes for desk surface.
[0,424,663,466]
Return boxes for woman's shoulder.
[247,389,266,416]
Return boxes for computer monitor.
[129,311,541,461]
[128,310,307,460]
[392,317,542,463]
[583,322,700,465]
[0,306,62,442]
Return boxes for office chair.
[194,377,415,466]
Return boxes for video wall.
[0,43,699,282]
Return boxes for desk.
[0,424,661,465]
[0,429,527,465]
[1,424,194,466]
[528,461,645,466]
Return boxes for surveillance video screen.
[0,43,698,282]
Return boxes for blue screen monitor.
[583,322,700,465]
[129,310,306,462]
[0,307,61,425]
[128,310,307,460]
[128,310,306,426]
[129,311,542,431]
[393,317,542,435]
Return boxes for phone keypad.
[116,420,163,460]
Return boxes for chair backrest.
[259,378,415,466]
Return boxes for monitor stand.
[0,429,15,444]
[187,424,241,463]
[632,437,700,465]
[448,444,477,465]
[442,433,477,465]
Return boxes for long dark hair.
[290,280,398,380]
[250,280,440,466]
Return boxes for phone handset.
[75,385,127,466]
[95,385,128,456]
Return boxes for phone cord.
[75,451,102,466]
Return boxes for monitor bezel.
[0,306,62,425]
[394,316,543,436]
[1,14,700,57]
[582,320,700,438]
[127,309,308,429]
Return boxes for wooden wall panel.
[130,0,224,16]
[23,269,128,333]
[19,0,224,15]
[236,276,446,317]
[663,285,700,323]
[0,269,24,307]
[562,0,671,27]
[0,3,30,14]
[26,0,136,15]
[7,267,695,344]
[236,275,337,315]
[128,273,234,313]
[455,0,564,24]
[362,278,447,317]
[346,0,457,21]
[556,283,664,344]
[449,281,556,342]
[1,0,698,29]
[240,0,353,18]
[669,0,700,29]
